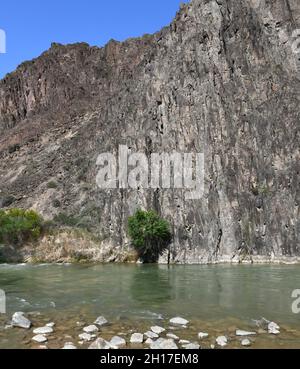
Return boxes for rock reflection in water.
[130,265,173,305]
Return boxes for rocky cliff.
[0,0,300,264]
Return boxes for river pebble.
[32,334,48,343]
[130,333,144,344]
[145,338,154,345]
[11,312,32,329]
[89,338,111,349]
[151,326,165,335]
[216,336,228,347]
[62,342,77,349]
[166,333,179,340]
[268,322,280,335]
[110,336,126,348]
[198,332,209,339]
[33,326,54,335]
[83,325,99,334]
[150,338,178,349]
[94,316,109,327]
[182,343,200,349]
[78,333,96,342]
[241,339,251,347]
[170,317,189,326]
[145,331,159,339]
[252,317,269,330]
[236,330,256,336]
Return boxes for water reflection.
[0,263,299,326]
[130,265,173,305]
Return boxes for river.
[0,263,300,349]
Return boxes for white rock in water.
[83,325,99,334]
[33,326,54,335]
[11,312,32,329]
[110,336,126,348]
[179,340,190,345]
[46,322,55,328]
[32,334,48,343]
[166,333,179,340]
[89,338,111,350]
[150,338,178,349]
[94,316,109,326]
[145,331,159,339]
[268,322,280,335]
[241,339,251,347]
[145,338,154,345]
[198,332,209,339]
[130,333,144,344]
[78,333,95,342]
[151,326,165,335]
[170,317,189,326]
[62,342,77,349]
[216,336,228,347]
[182,343,200,349]
[252,317,270,329]
[236,330,256,336]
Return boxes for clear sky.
[0,0,187,79]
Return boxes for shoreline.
[0,259,300,267]
[2,227,300,266]
[1,256,300,267]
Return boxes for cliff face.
[0,0,300,264]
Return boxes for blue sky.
[0,0,187,79]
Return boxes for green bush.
[47,181,58,189]
[53,212,85,228]
[0,209,43,245]
[128,210,172,263]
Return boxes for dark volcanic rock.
[0,0,299,263]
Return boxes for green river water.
[0,263,300,349]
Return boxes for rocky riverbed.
[1,312,300,349]
[1,263,300,348]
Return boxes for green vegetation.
[53,212,87,228]
[251,183,270,196]
[128,210,172,263]
[47,181,58,189]
[0,209,43,245]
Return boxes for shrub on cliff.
[128,210,172,263]
[0,208,43,245]
[52,212,87,228]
